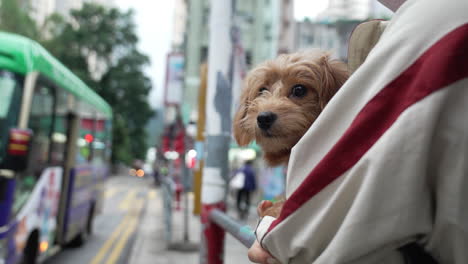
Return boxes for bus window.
[0,70,22,166]
[92,140,105,165]
[76,118,94,164]
[0,74,15,117]
[105,120,112,162]
[92,119,106,165]
[27,85,54,173]
[14,84,55,212]
[50,89,68,166]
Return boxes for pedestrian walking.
[231,160,257,220]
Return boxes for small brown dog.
[233,50,349,217]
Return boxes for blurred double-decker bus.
[0,32,112,264]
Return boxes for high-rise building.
[318,0,392,21]
[180,0,285,123]
[322,0,370,20]
[277,0,294,54]
[295,0,392,60]
[295,20,340,53]
[172,0,188,52]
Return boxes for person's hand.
[248,240,279,264]
[249,201,280,263]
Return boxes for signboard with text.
[164,53,185,106]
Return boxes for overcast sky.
[295,0,329,20]
[114,0,329,109]
[115,0,174,109]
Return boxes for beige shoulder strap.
[348,20,389,74]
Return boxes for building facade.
[294,0,392,60]
[180,0,292,124]
[318,0,393,21]
[277,0,294,54]
[172,0,188,52]
[321,0,370,21]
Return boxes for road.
[45,175,155,264]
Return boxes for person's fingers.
[247,240,279,264]
[257,200,273,216]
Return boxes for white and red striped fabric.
[255,0,468,263]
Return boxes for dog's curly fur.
[233,51,349,167]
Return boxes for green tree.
[0,0,39,39]
[44,3,154,164]
[99,50,153,162]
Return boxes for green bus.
[0,32,112,264]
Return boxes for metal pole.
[183,168,190,241]
[200,0,234,263]
[193,64,208,216]
[182,124,190,242]
[163,159,174,244]
[209,209,256,248]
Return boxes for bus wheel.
[21,231,39,264]
[68,223,89,248]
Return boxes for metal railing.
[209,209,256,248]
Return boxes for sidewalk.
[129,182,257,264]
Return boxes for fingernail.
[267,258,279,264]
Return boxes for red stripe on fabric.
[267,23,468,233]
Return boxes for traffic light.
[84,133,93,143]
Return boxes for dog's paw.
[258,200,284,218]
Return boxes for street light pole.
[200,0,234,263]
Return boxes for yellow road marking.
[119,189,137,211]
[104,188,117,199]
[105,199,144,264]
[148,190,156,199]
[90,188,145,264]
[89,213,131,264]
[90,189,137,264]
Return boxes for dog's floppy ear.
[319,54,349,110]
[233,81,254,146]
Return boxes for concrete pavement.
[129,181,257,264]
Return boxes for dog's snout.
[257,111,277,130]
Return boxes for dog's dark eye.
[258,87,268,95]
[291,85,307,98]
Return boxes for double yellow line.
[90,190,145,264]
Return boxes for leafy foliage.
[47,3,154,164]
[1,2,154,164]
[0,0,39,39]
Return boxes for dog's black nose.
[257,111,277,130]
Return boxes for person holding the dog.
[248,0,468,263]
